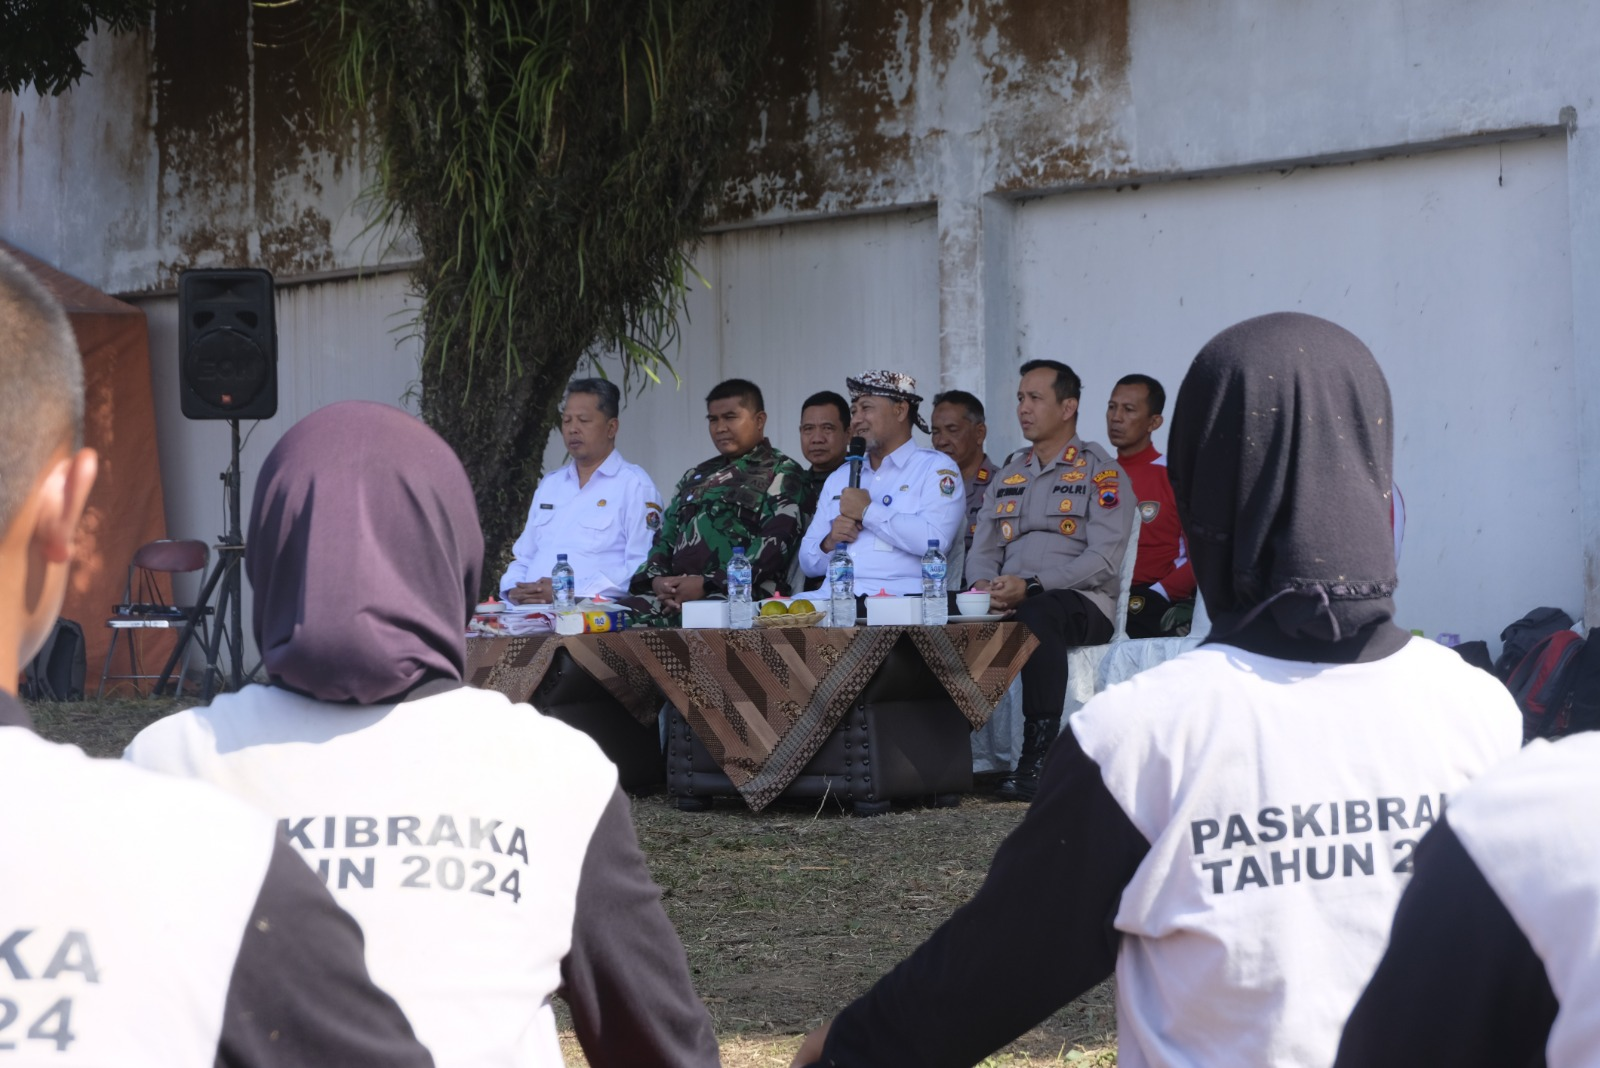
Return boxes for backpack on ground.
[1543,635,1600,740]
[20,619,87,702]
[1508,629,1584,741]
[1494,606,1575,681]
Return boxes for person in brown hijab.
[127,401,720,1068]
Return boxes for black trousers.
[1124,584,1184,639]
[1012,589,1114,723]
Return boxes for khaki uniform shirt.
[965,435,1134,622]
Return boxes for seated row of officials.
[499,365,1192,798]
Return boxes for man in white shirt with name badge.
[500,378,660,602]
[799,370,964,600]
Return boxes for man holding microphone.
[798,371,964,602]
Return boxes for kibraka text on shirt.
[277,813,530,902]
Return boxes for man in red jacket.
[1106,374,1195,637]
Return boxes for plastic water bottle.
[828,545,855,627]
[920,540,948,626]
[552,554,576,614]
[727,547,754,629]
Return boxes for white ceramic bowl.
[955,591,992,616]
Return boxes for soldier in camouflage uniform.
[796,390,851,525]
[626,379,806,627]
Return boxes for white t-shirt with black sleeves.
[123,681,717,1068]
[0,695,430,1067]
[816,636,1521,1068]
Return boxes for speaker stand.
[157,419,247,699]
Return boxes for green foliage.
[0,0,160,96]
[311,0,772,584]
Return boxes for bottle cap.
[927,539,939,548]
[556,553,568,561]
[732,546,746,555]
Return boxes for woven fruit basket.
[754,610,827,629]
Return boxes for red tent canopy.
[4,241,173,692]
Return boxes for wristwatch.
[1024,576,1045,598]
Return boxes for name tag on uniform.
[539,503,554,510]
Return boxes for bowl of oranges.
[754,597,826,628]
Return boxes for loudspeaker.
[178,268,278,420]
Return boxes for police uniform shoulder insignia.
[1098,487,1119,508]
[1002,473,1028,485]
[1000,520,1015,541]
[939,474,956,497]
[1063,445,1077,463]
[1058,498,1073,514]
[975,467,991,483]
[1092,469,1118,484]
[1138,500,1159,522]
[1059,518,1078,535]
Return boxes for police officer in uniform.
[500,378,659,602]
[0,253,432,1067]
[967,360,1134,801]
[798,371,965,599]
[628,378,806,626]
[930,389,996,587]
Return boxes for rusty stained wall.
[713,0,1133,225]
[0,0,407,294]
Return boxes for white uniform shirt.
[1449,732,1600,1068]
[499,450,659,598]
[125,684,620,1068]
[1071,637,1521,1068]
[1,728,272,1067]
[798,439,965,596]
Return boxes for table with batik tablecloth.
[465,621,1037,811]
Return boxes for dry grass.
[32,697,1117,1067]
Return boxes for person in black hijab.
[126,401,720,1068]
[790,313,1520,1068]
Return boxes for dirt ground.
[31,699,1117,1066]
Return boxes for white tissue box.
[865,596,922,626]
[681,601,731,629]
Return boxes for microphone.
[845,436,867,490]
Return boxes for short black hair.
[1019,359,1081,403]
[565,377,621,419]
[932,390,985,424]
[0,251,83,532]
[705,378,765,414]
[800,390,850,427]
[1115,373,1167,416]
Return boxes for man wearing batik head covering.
[797,370,965,601]
[790,313,1520,1068]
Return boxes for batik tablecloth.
[465,621,1037,809]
